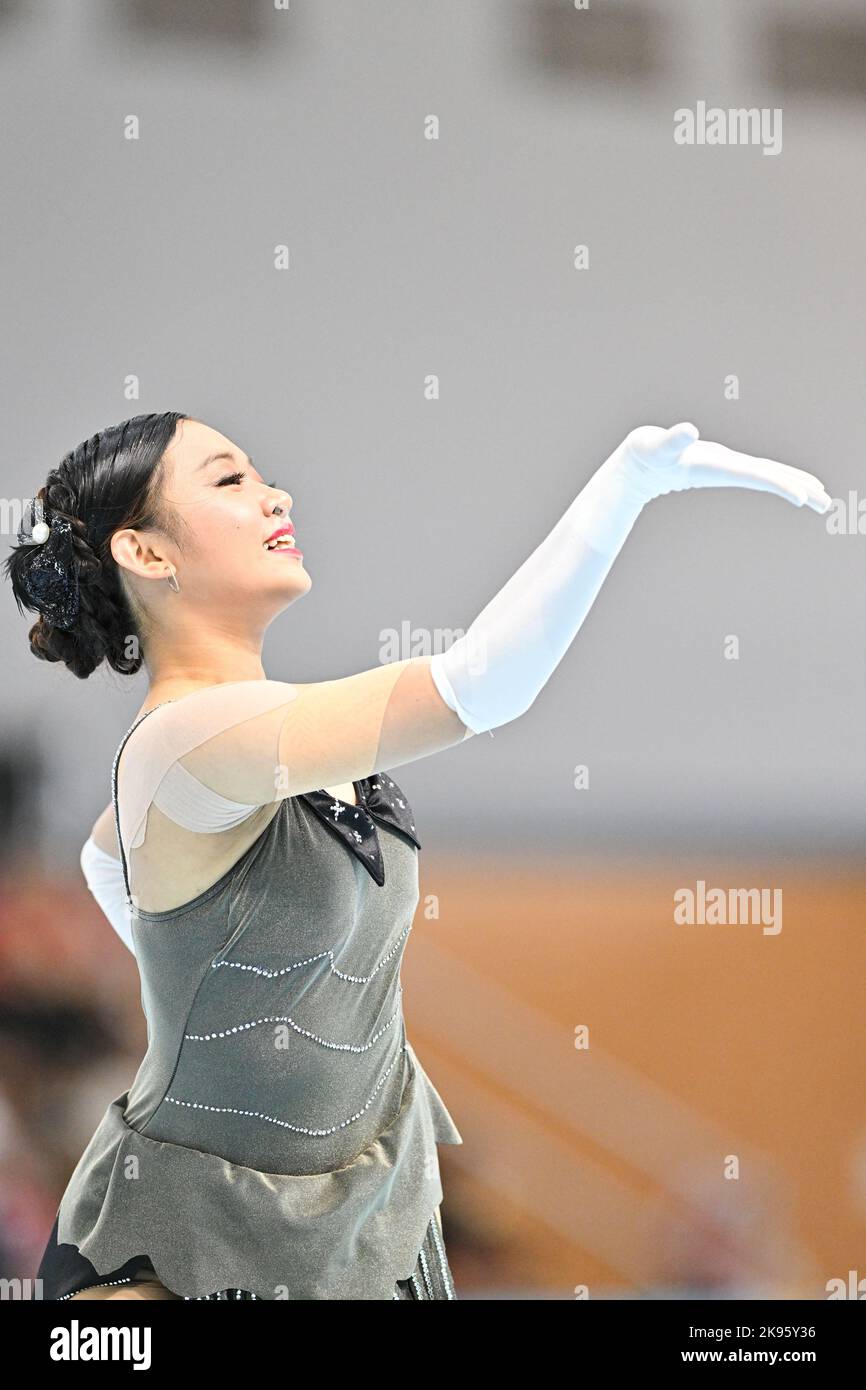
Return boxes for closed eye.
[216,472,280,489]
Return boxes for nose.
[266,486,293,514]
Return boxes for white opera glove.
[430,422,832,735]
[565,421,831,557]
[80,837,136,956]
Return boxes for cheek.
[189,512,260,574]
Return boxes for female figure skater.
[6,412,829,1300]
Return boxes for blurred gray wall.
[1,0,864,866]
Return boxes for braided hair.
[4,411,189,680]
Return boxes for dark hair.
[4,411,189,680]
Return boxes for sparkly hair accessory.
[16,496,81,630]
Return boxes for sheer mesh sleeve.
[151,762,260,834]
[116,656,473,870]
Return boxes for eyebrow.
[197,451,254,472]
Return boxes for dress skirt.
[36,1207,457,1301]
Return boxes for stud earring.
[165,565,180,594]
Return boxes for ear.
[110,528,170,582]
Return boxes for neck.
[141,633,268,704]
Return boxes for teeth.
[264,536,296,550]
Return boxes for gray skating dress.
[38,695,463,1300]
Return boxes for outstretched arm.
[428,422,831,733]
[161,421,830,809]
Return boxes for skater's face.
[144,417,311,626]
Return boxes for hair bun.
[15,506,81,630]
[4,410,188,679]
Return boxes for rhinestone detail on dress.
[164,1043,406,1137]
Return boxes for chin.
[275,568,312,601]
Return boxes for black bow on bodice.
[299,772,421,886]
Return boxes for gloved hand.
[568,422,832,559]
[430,421,832,735]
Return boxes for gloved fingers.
[783,464,834,513]
[680,440,832,513]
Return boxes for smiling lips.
[263,523,303,558]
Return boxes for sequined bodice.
[119,757,425,1175]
